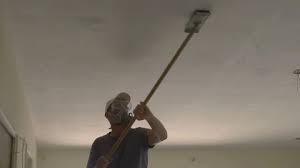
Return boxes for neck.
[110,125,126,137]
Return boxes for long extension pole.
[105,10,210,162]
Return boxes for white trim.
[0,108,16,137]
[26,150,33,161]
[26,147,33,168]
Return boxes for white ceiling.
[3,0,300,147]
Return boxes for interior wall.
[0,123,13,168]
[149,146,300,168]
[38,146,300,168]
[0,10,37,168]
[38,147,90,168]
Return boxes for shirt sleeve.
[86,139,100,168]
[135,127,155,149]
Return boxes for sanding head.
[185,10,211,33]
[294,69,300,75]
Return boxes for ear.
[121,111,130,124]
[105,111,109,119]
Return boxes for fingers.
[138,102,146,111]
[102,157,109,165]
[133,102,151,121]
[139,102,151,114]
[133,102,145,120]
[134,103,144,113]
[96,156,109,168]
[134,109,143,120]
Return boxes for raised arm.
[134,102,168,146]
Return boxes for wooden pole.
[105,23,200,161]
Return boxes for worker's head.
[105,92,132,127]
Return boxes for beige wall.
[149,146,300,168]
[38,146,300,168]
[38,148,90,168]
[0,11,37,168]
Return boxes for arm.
[145,111,168,145]
[134,102,168,146]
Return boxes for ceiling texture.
[3,0,300,147]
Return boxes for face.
[105,100,130,125]
[105,92,131,125]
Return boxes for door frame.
[0,109,16,138]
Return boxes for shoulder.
[132,127,149,132]
[92,134,109,147]
[130,127,150,135]
[131,127,154,148]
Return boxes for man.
[87,92,168,168]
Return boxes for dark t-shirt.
[86,127,153,168]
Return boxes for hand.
[96,156,109,168]
[133,102,153,121]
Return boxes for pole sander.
[105,9,211,162]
